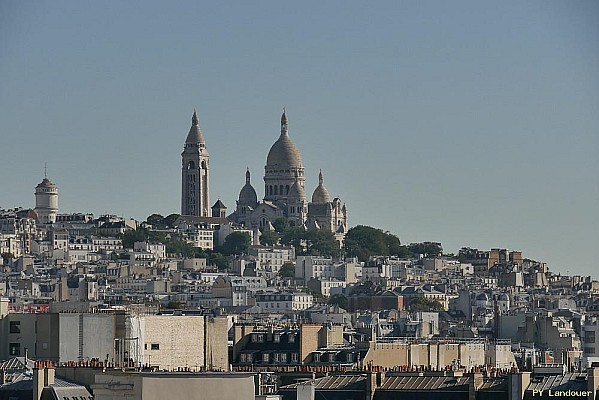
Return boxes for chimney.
[509,372,531,400]
[33,368,44,400]
[588,368,599,399]
[33,365,55,400]
[45,366,55,387]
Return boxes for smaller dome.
[238,169,258,206]
[288,180,305,200]
[498,293,510,301]
[311,170,330,203]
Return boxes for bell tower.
[181,110,210,216]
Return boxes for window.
[9,321,21,334]
[151,343,160,350]
[586,331,596,344]
[9,343,20,356]
[346,353,353,363]
[274,334,281,343]
[262,353,269,362]
[257,334,264,343]
[291,353,298,363]
[314,353,321,362]
[288,334,295,343]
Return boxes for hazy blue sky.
[1,1,597,276]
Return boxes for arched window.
[286,185,290,194]
[201,160,207,169]
[187,161,195,170]
[274,186,278,195]
[279,185,284,195]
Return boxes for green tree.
[166,240,205,258]
[273,218,288,234]
[350,281,377,296]
[344,225,404,261]
[408,296,444,311]
[304,229,340,257]
[259,228,279,246]
[221,232,251,256]
[280,227,306,252]
[408,242,443,258]
[328,293,348,309]
[280,228,340,257]
[457,247,479,263]
[165,301,182,309]
[208,252,229,270]
[163,213,180,228]
[146,214,165,228]
[122,228,149,249]
[279,262,295,278]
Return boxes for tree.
[146,214,165,228]
[328,293,348,309]
[259,228,279,246]
[304,229,340,258]
[350,281,377,296]
[221,232,251,256]
[272,218,288,234]
[408,296,444,311]
[408,242,443,258]
[165,301,182,309]
[122,228,149,249]
[458,247,479,263]
[166,240,205,258]
[208,252,229,270]
[280,228,340,257]
[163,213,180,228]
[344,225,405,261]
[279,262,295,278]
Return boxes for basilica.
[181,110,348,239]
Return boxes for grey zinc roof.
[281,374,367,390]
[379,375,470,391]
[526,373,588,394]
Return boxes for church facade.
[180,109,348,238]
[227,111,348,237]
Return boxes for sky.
[1,1,598,276]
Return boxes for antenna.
[44,162,47,179]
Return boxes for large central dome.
[266,111,303,168]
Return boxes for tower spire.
[192,109,199,126]
[44,162,47,179]
[280,108,288,136]
[318,169,323,185]
[246,167,251,184]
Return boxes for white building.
[255,292,313,312]
[248,245,294,274]
[295,256,335,281]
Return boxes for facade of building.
[228,111,348,236]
